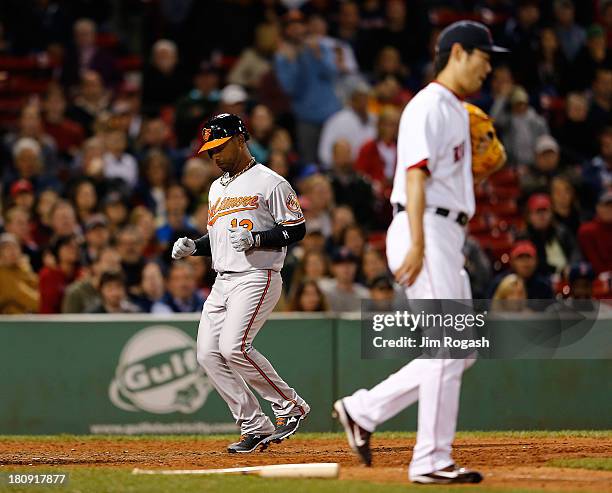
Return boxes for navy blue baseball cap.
[332,247,359,264]
[436,20,509,54]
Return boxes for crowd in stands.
[0,0,610,315]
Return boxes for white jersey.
[206,163,304,273]
[390,82,475,218]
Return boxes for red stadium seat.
[0,115,18,128]
[478,199,518,217]
[159,106,176,127]
[475,183,490,200]
[476,230,514,264]
[0,98,25,113]
[540,95,566,128]
[471,231,493,243]
[0,75,50,96]
[487,232,513,251]
[476,197,492,208]
[367,231,387,251]
[490,185,520,200]
[0,55,40,71]
[468,215,490,235]
[96,32,120,50]
[496,217,526,232]
[17,78,50,94]
[116,55,143,72]
[428,8,509,27]
[220,55,239,71]
[488,167,518,187]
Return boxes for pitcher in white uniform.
[333,21,508,484]
[172,113,310,454]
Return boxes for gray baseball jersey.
[206,163,304,273]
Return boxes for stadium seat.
[478,230,514,264]
[367,232,387,251]
[495,217,526,233]
[96,32,120,50]
[0,98,25,113]
[468,215,490,235]
[428,8,509,27]
[0,55,40,71]
[475,183,489,201]
[159,106,176,127]
[490,185,520,200]
[116,55,143,72]
[488,167,518,187]
[478,199,518,217]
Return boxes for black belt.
[393,204,468,226]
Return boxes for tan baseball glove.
[464,102,506,178]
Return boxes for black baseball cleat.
[410,466,483,484]
[227,433,272,453]
[267,414,308,444]
[332,399,372,466]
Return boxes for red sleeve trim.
[406,158,430,175]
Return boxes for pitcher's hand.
[394,245,424,286]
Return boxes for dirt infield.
[1,434,611,492]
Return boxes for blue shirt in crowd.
[274,43,342,125]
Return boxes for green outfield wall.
[0,314,610,434]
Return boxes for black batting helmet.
[198,113,249,153]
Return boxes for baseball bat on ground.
[132,462,340,479]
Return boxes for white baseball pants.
[343,211,474,477]
[196,269,309,435]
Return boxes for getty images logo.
[109,325,213,414]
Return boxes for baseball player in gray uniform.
[172,113,310,453]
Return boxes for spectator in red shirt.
[355,106,400,187]
[355,106,400,227]
[39,234,80,313]
[578,191,612,274]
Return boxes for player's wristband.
[193,234,212,256]
[253,222,305,248]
